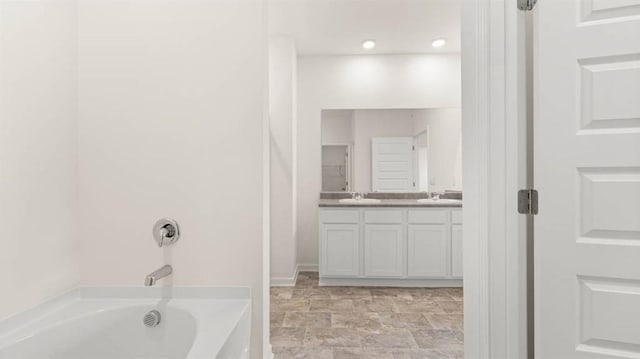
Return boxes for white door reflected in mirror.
[321,108,462,193]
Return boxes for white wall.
[0,0,79,320]
[77,1,267,357]
[352,109,415,192]
[413,108,463,192]
[297,54,461,267]
[269,37,298,285]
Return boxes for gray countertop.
[318,199,463,208]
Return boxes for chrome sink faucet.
[144,264,172,286]
[351,192,365,200]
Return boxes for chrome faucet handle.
[153,218,180,248]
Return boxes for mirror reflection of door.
[321,108,461,193]
[321,145,350,191]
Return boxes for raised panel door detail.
[321,224,360,276]
[579,54,640,133]
[364,224,404,277]
[536,0,640,356]
[407,224,448,278]
[579,167,640,242]
[451,224,463,278]
[577,276,640,354]
[580,0,640,23]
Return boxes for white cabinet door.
[320,224,360,276]
[535,1,640,356]
[451,224,462,278]
[364,224,404,277]
[407,224,448,278]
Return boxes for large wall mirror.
[321,108,462,193]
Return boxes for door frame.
[263,0,528,357]
[462,0,528,358]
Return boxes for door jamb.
[462,0,528,358]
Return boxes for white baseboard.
[296,263,318,272]
[269,271,298,287]
[319,277,463,287]
[270,263,317,287]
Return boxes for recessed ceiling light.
[431,38,446,48]
[362,40,376,50]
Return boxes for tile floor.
[271,272,463,359]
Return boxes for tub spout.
[144,265,172,286]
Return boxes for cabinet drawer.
[408,210,448,224]
[451,210,463,224]
[320,210,359,224]
[364,210,403,224]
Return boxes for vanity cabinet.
[364,224,404,277]
[319,207,462,286]
[407,224,448,277]
[320,223,360,276]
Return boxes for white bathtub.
[0,287,251,359]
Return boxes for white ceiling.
[269,0,461,55]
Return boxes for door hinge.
[517,0,537,11]
[412,145,415,151]
[518,189,538,215]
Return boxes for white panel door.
[320,224,360,276]
[364,224,404,277]
[536,1,640,357]
[451,224,462,278]
[407,224,448,278]
[371,137,414,192]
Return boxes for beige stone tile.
[443,348,464,359]
[310,299,355,312]
[361,328,417,349]
[409,329,463,349]
[332,312,382,330]
[437,301,463,314]
[270,274,463,356]
[378,313,433,329]
[304,328,362,348]
[292,288,332,300]
[370,288,414,300]
[442,288,463,299]
[273,346,334,359]
[425,314,463,331]
[329,287,373,300]
[272,287,294,300]
[391,349,455,359]
[412,288,457,301]
[272,298,311,312]
[333,347,394,359]
[272,312,286,328]
[392,299,444,314]
[284,312,332,328]
[298,272,319,280]
[352,298,396,312]
[271,327,307,347]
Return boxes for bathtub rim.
[0,286,252,358]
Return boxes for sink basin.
[338,198,382,204]
[416,198,462,204]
